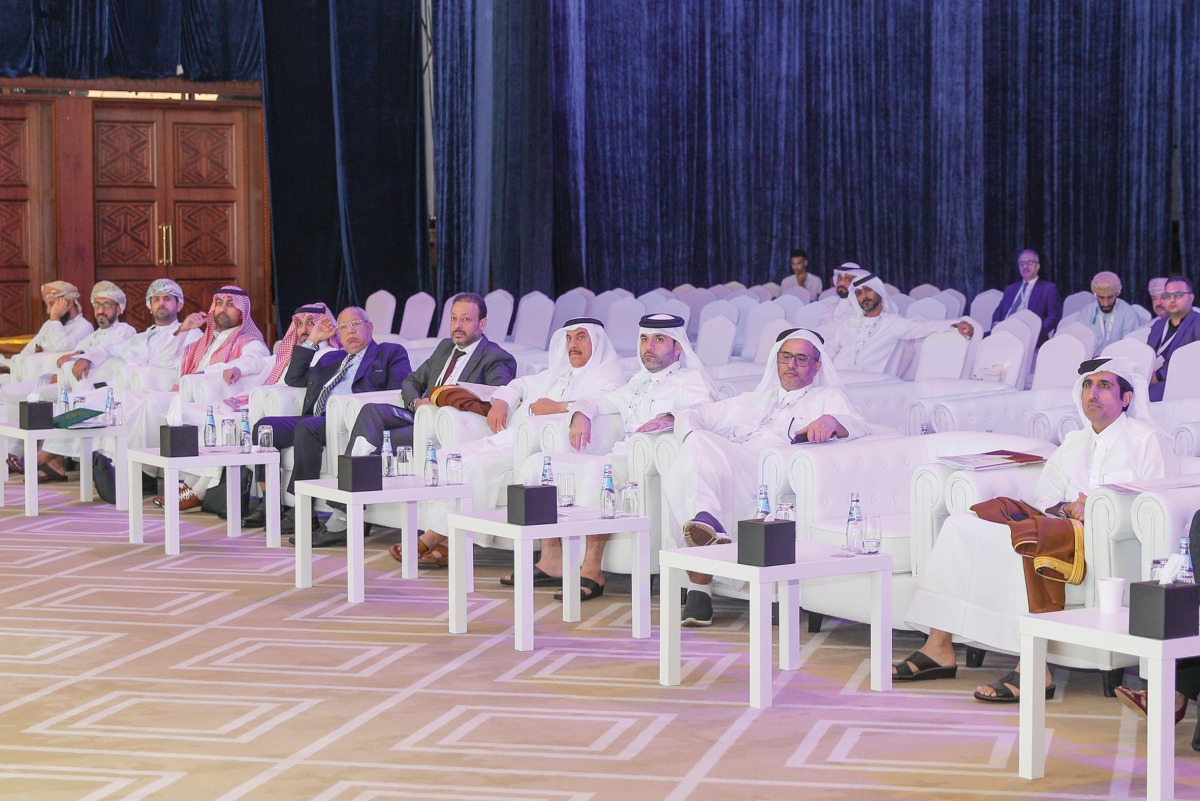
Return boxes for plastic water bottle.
[239,410,252,453]
[756,484,770,520]
[104,387,116,425]
[1180,535,1194,585]
[58,385,70,415]
[844,491,863,554]
[600,463,616,519]
[540,455,554,486]
[381,430,394,477]
[424,437,439,487]
[203,405,217,447]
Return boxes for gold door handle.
[163,224,174,267]
[157,224,168,266]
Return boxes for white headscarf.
[637,313,716,393]
[91,280,127,314]
[146,278,184,308]
[1071,356,1155,427]
[542,317,624,398]
[849,272,898,316]
[754,327,846,394]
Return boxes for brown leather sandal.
[417,542,449,568]
[388,539,431,564]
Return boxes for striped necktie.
[1006,283,1028,318]
[313,354,355,415]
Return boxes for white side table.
[127,446,280,555]
[293,476,472,602]
[659,541,893,708]
[0,421,129,515]
[1020,607,1200,801]
[445,507,652,651]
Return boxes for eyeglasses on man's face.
[338,319,367,332]
[1162,291,1193,300]
[777,351,815,366]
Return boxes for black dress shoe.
[280,507,296,535]
[241,501,267,529]
[309,523,348,548]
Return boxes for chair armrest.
[324,389,406,467]
[179,373,223,404]
[1173,422,1200,457]
[1132,482,1200,575]
[249,385,305,425]
[943,464,1043,515]
[1083,488,1138,602]
[909,463,957,578]
[536,411,625,455]
[10,351,68,382]
[119,365,176,392]
[929,387,1069,438]
[433,406,491,449]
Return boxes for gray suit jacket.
[399,335,517,409]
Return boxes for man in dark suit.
[1148,275,1199,401]
[991,249,1062,344]
[346,291,517,452]
[249,306,411,533]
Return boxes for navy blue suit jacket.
[285,340,412,416]
[1147,310,1200,400]
[992,279,1062,343]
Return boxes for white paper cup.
[1097,576,1126,614]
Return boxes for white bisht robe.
[905,357,1176,654]
[419,321,624,537]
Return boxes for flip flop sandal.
[500,566,562,587]
[973,670,1056,703]
[6,454,25,475]
[892,650,958,682]
[37,462,68,482]
[554,576,604,602]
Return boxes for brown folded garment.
[971,496,1085,615]
[429,385,491,417]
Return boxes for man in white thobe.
[0,281,93,382]
[816,263,868,325]
[899,356,1176,701]
[509,313,716,601]
[389,317,625,567]
[664,328,871,626]
[1079,271,1141,356]
[823,272,973,373]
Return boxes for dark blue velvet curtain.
[1181,0,1200,277]
[0,0,260,80]
[261,0,428,331]
[435,1,1189,304]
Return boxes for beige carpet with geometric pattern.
[2,482,1198,800]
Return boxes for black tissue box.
[737,519,797,567]
[1129,580,1200,640]
[338,455,382,493]
[18,400,54,430]
[507,484,557,525]
[159,425,199,457]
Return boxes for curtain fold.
[181,0,262,81]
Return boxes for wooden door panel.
[174,201,236,267]
[95,201,159,267]
[0,103,46,336]
[174,123,235,188]
[95,120,158,188]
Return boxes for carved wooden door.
[93,105,255,331]
[0,100,53,338]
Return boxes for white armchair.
[929,386,1072,438]
[1131,479,1200,578]
[8,351,68,384]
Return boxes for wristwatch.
[566,401,575,413]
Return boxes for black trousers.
[253,415,326,498]
[346,403,415,451]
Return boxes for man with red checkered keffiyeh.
[174,286,272,395]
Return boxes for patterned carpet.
[2,481,1199,800]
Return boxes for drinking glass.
[619,482,640,517]
[557,473,576,507]
[256,425,274,449]
[862,514,883,554]
[72,395,86,410]
[774,502,795,521]
[221,418,237,447]
[394,445,413,475]
[111,402,124,426]
[444,453,463,485]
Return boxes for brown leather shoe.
[1116,685,1187,724]
[152,483,202,512]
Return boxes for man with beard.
[1078,271,1140,356]
[1148,277,1169,320]
[992,249,1061,344]
[0,281,93,378]
[817,263,869,325]
[782,248,822,297]
[510,313,716,601]
[1147,275,1200,401]
[823,272,974,373]
[385,317,624,563]
[663,328,870,626]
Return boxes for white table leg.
[347,502,365,603]
[460,495,474,591]
[749,580,773,708]
[114,435,128,511]
[448,523,468,634]
[23,435,37,516]
[128,456,143,544]
[79,436,93,502]
[632,525,650,639]
[1018,631,1047,780]
[660,565,682,687]
[562,535,582,624]
[1146,656,1177,801]
[401,501,417,580]
[0,433,8,509]
[294,492,312,588]
[870,569,893,691]
[514,538,535,651]
[779,579,801,671]
[264,460,280,548]
[164,466,180,555]
[225,467,239,538]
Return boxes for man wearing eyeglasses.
[992,249,1061,345]
[662,328,870,626]
[1079,271,1140,357]
[1147,275,1199,401]
[253,307,412,534]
